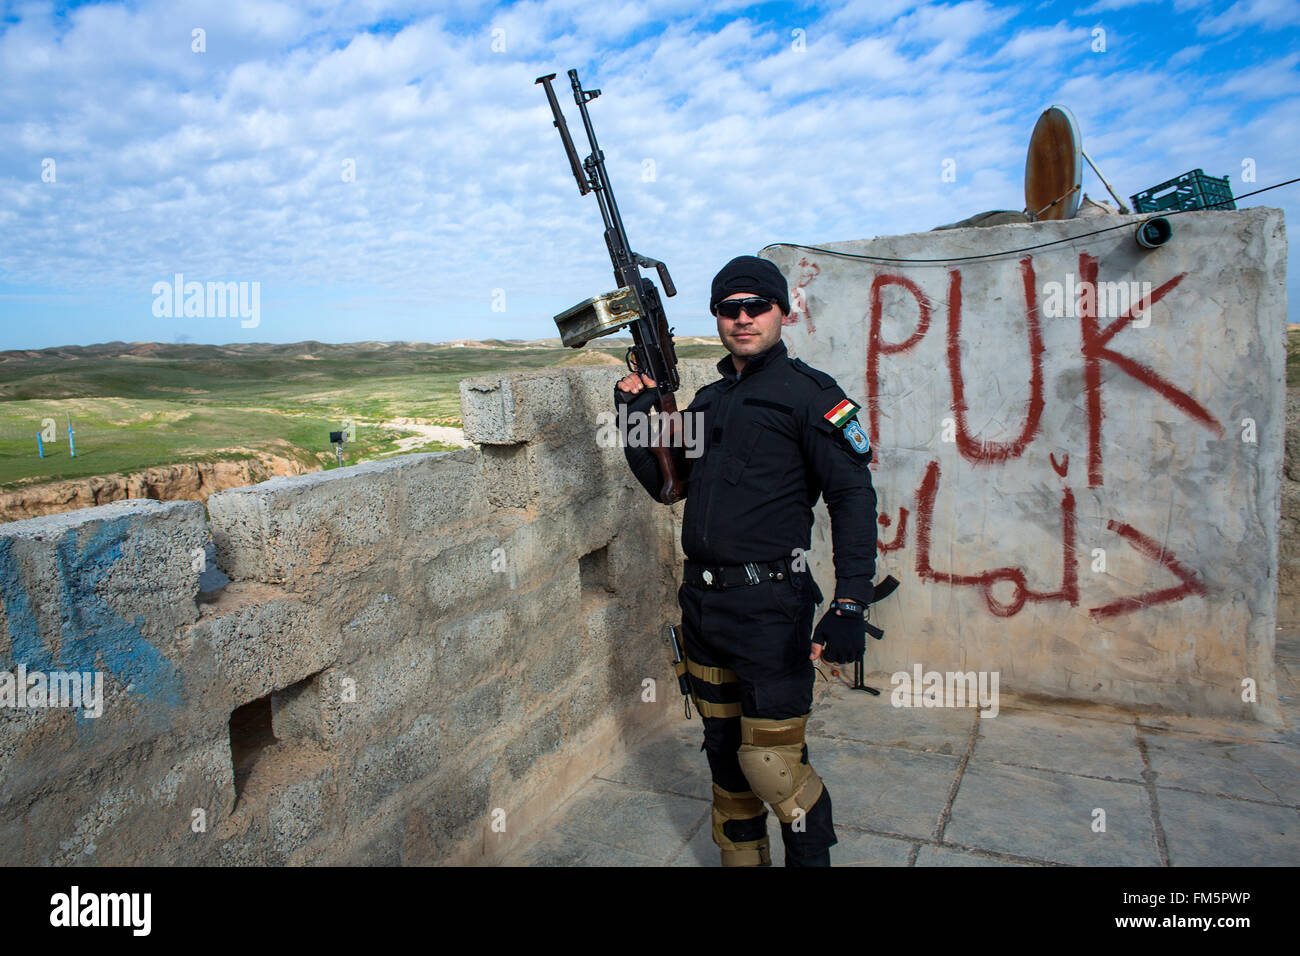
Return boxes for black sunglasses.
[713,297,776,319]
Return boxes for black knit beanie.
[710,255,790,315]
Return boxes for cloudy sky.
[1,0,1296,349]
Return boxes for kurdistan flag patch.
[824,399,860,428]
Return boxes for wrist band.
[831,598,865,619]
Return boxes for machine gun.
[535,68,686,504]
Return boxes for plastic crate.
[1131,168,1236,213]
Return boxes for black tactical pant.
[678,566,837,865]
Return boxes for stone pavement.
[503,629,1300,867]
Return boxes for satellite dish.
[1025,106,1083,220]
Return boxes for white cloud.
[1199,0,1300,34]
[1076,0,1157,14]
[0,0,1296,345]
[1217,50,1300,97]
[1167,43,1207,67]
[996,21,1094,60]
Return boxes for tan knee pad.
[710,784,771,866]
[736,714,825,824]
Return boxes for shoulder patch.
[824,398,861,428]
[843,419,871,454]
[790,358,837,390]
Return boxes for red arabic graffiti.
[877,508,909,553]
[889,458,1205,618]
[913,459,1077,617]
[788,257,821,333]
[1088,520,1209,618]
[837,249,1219,618]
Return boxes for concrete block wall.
[765,207,1287,724]
[1281,390,1300,625]
[0,360,717,865]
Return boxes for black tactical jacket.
[615,340,878,600]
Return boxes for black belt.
[683,558,796,590]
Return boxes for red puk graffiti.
[805,252,1217,619]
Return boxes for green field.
[0,338,726,489]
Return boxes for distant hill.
[0,336,727,501]
[0,337,724,403]
[0,336,723,366]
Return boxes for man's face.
[715,292,784,360]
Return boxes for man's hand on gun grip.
[616,371,656,397]
[616,351,656,400]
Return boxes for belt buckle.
[702,569,714,587]
[743,562,761,586]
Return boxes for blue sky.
[0,0,1296,349]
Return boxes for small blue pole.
[37,432,44,458]
[68,416,75,458]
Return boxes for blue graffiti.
[0,517,182,712]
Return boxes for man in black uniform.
[615,255,878,867]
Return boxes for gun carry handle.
[655,262,676,297]
[634,254,676,297]
[535,72,590,196]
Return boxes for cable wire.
[767,177,1300,265]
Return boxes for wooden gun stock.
[651,393,687,504]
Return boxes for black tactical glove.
[614,380,656,412]
[813,598,868,665]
